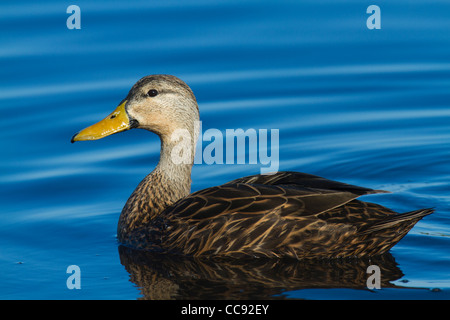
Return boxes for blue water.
[1,0,450,299]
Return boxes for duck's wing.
[160,181,354,257]
[158,172,430,259]
[161,183,354,257]
[225,171,389,197]
[166,171,388,221]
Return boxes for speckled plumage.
[120,171,433,259]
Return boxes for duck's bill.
[71,101,134,143]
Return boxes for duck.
[71,74,434,259]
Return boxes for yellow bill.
[71,100,131,143]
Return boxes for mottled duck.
[71,74,433,259]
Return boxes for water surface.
[1,0,450,299]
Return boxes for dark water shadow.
[118,246,413,300]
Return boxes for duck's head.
[71,74,199,143]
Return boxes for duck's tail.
[353,208,434,256]
[359,208,434,235]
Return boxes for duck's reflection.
[118,245,409,299]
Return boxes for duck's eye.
[147,89,158,97]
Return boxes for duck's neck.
[117,133,196,242]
